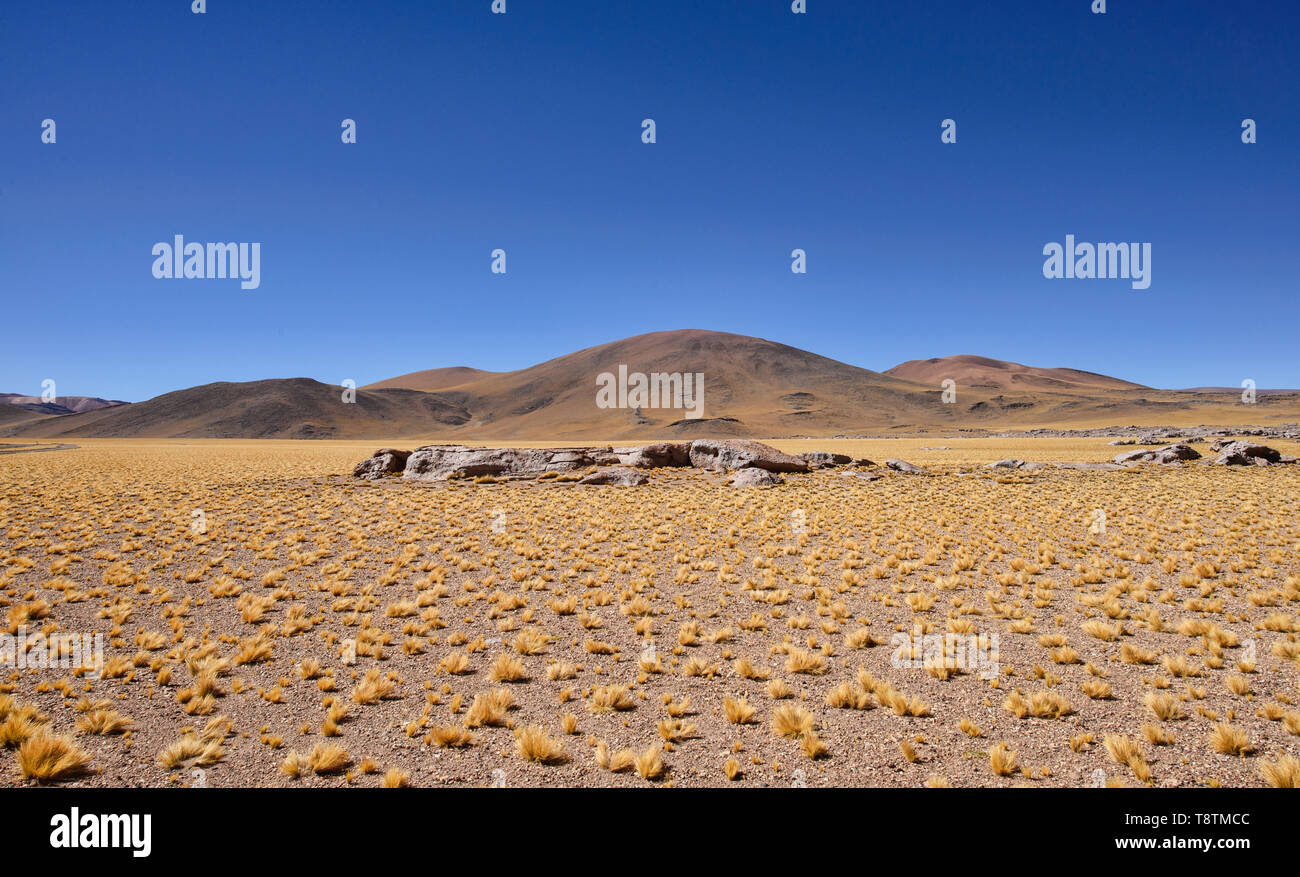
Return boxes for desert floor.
[2,438,1299,788]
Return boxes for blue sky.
[1,0,1296,401]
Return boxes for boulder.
[687,439,808,473]
[352,448,412,479]
[402,445,597,481]
[1212,441,1282,466]
[1114,444,1201,465]
[985,459,1024,469]
[727,467,783,487]
[614,442,691,468]
[850,458,876,467]
[885,459,926,474]
[578,467,649,486]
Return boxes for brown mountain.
[357,329,940,439]
[4,379,470,440]
[364,366,498,392]
[7,330,1299,440]
[885,355,1148,392]
[0,403,57,429]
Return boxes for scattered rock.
[727,467,783,487]
[1114,444,1201,465]
[687,439,809,473]
[850,458,876,467]
[577,467,649,486]
[1211,441,1282,466]
[798,451,852,469]
[352,448,412,480]
[885,459,926,474]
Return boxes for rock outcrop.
[1114,444,1201,465]
[352,448,413,480]
[1210,441,1283,466]
[403,445,598,481]
[687,439,809,473]
[613,442,691,468]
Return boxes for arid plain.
[3,436,1299,788]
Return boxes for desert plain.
[2,436,1299,788]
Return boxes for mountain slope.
[363,366,498,392]
[885,355,1148,392]
[376,329,941,439]
[0,394,129,416]
[3,379,470,439]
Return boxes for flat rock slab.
[1114,443,1202,465]
[885,459,926,474]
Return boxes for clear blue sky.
[2,0,1296,401]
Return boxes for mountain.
[357,329,938,439]
[0,403,57,428]
[363,366,498,392]
[4,379,470,440]
[6,330,1299,440]
[0,393,129,416]
[884,355,1148,392]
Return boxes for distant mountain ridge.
[6,330,1298,440]
[0,393,128,417]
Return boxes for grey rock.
[798,451,852,469]
[688,439,808,473]
[1114,444,1202,465]
[614,442,691,468]
[402,445,596,481]
[885,459,926,474]
[578,467,649,486]
[1211,441,1282,466]
[352,448,412,479]
[728,467,783,487]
